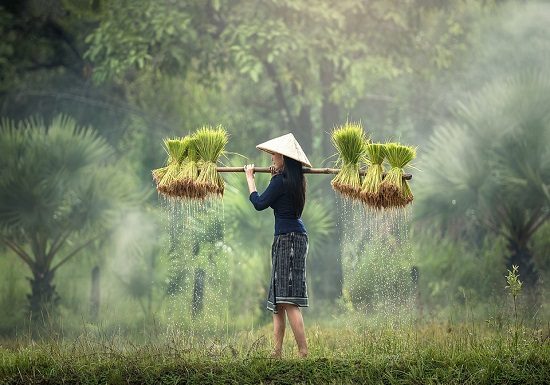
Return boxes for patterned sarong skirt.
[267,232,309,314]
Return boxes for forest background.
[0,0,549,337]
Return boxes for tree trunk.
[27,267,60,321]
[90,265,100,321]
[508,240,539,290]
[191,268,205,318]
[295,104,314,155]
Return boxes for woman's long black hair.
[282,155,306,217]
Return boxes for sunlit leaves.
[84,0,198,82]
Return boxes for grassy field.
[1,322,549,384]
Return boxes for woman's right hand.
[244,164,257,194]
[244,164,255,179]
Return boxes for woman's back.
[249,173,307,235]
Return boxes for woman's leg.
[272,305,286,357]
[282,304,308,357]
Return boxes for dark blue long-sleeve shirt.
[249,174,307,236]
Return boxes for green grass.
[1,323,548,384]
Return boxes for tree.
[0,114,141,321]
[417,71,550,290]
[84,0,474,156]
[0,1,139,148]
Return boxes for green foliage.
[83,0,475,158]
[0,114,122,233]
[0,114,142,317]
[412,231,507,318]
[0,7,16,89]
[416,70,550,287]
[2,0,550,337]
[84,0,202,83]
[0,257,27,335]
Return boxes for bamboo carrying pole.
[217,167,412,180]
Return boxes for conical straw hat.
[256,133,312,167]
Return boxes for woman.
[244,133,311,358]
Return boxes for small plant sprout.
[505,264,523,350]
[505,265,522,298]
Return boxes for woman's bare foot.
[270,349,282,358]
[298,349,308,358]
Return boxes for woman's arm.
[245,164,283,211]
[244,164,257,194]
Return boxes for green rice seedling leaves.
[194,125,229,198]
[360,143,387,208]
[174,137,207,199]
[154,136,192,198]
[156,137,186,197]
[379,143,416,208]
[331,122,369,199]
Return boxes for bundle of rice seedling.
[167,136,206,199]
[379,142,416,208]
[330,122,369,199]
[154,137,189,197]
[359,143,387,208]
[194,125,228,197]
[174,137,206,199]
